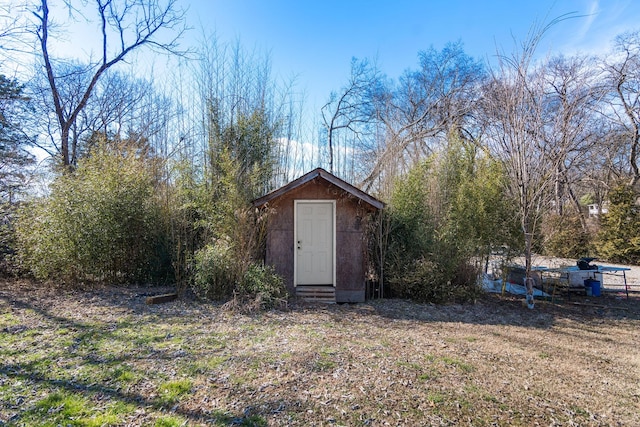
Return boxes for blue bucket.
[585,279,601,297]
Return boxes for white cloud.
[576,0,599,40]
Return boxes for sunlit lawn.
[1,281,639,426]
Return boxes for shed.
[253,168,384,303]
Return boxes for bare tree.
[540,54,602,225]
[480,24,563,308]
[362,42,484,194]
[0,2,32,63]
[30,0,187,168]
[28,61,169,165]
[603,30,640,187]
[186,34,304,192]
[321,57,379,177]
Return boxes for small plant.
[441,356,475,373]
[236,263,288,310]
[155,415,189,427]
[21,391,132,426]
[157,379,193,406]
[192,239,236,300]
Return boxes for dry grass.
[1,280,639,426]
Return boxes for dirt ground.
[1,279,640,426]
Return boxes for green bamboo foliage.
[380,138,520,303]
[16,141,165,284]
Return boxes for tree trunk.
[523,226,535,309]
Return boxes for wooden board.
[145,293,178,305]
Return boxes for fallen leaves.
[1,280,639,426]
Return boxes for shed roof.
[253,168,384,210]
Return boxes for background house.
[588,202,609,218]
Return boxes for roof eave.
[253,168,384,210]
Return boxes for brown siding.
[263,178,374,302]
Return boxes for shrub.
[542,214,591,258]
[597,184,640,264]
[389,254,481,304]
[16,142,166,284]
[191,240,236,300]
[0,202,20,276]
[377,139,518,304]
[192,245,287,310]
[237,263,288,310]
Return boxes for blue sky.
[185,0,640,110]
[18,0,640,135]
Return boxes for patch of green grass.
[231,369,259,386]
[483,394,500,404]
[204,412,267,427]
[313,348,337,371]
[111,325,168,350]
[396,361,422,370]
[157,379,193,406]
[570,405,589,417]
[18,390,134,426]
[458,396,473,410]
[22,328,42,338]
[252,327,277,343]
[427,391,445,405]
[56,327,72,335]
[440,356,475,373]
[205,334,228,349]
[111,365,139,384]
[418,372,436,381]
[22,355,55,376]
[180,355,227,376]
[464,383,480,393]
[419,354,441,380]
[0,311,19,327]
[304,328,322,339]
[154,415,189,427]
[314,357,336,371]
[539,351,550,359]
[238,415,268,426]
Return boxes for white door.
[295,201,335,285]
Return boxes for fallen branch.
[568,301,629,310]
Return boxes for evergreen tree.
[598,185,640,264]
[0,75,35,274]
[0,75,34,202]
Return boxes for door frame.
[293,200,336,287]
